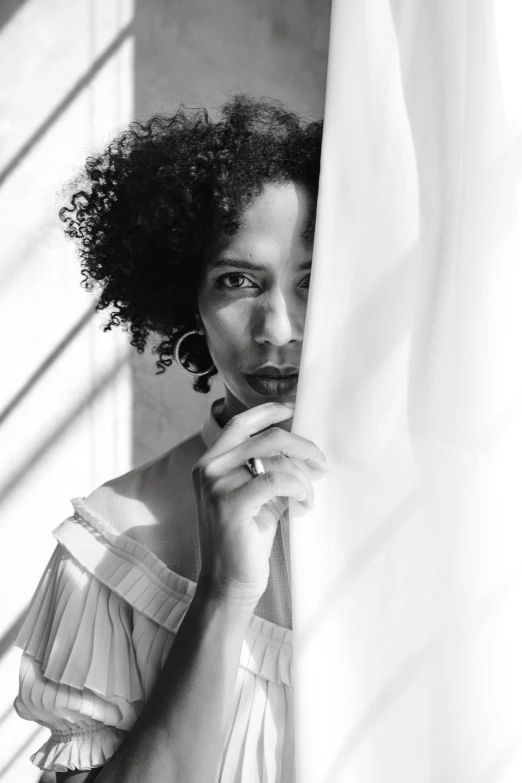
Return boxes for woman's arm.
[57,401,325,783]
[90,584,254,783]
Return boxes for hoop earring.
[174,330,216,377]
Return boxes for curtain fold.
[290,1,522,780]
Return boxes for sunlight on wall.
[0,1,134,780]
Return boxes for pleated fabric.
[13,497,294,778]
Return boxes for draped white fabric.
[289,1,522,780]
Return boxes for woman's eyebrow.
[211,259,312,271]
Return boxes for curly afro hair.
[60,94,323,393]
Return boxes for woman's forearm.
[96,585,254,783]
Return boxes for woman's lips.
[245,374,299,396]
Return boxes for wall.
[0,2,134,780]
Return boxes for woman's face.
[196,180,314,423]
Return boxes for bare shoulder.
[81,431,209,576]
[86,431,207,516]
[168,430,209,470]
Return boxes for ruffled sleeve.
[14,498,295,779]
[13,541,144,772]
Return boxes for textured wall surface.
[132,0,331,466]
[1,2,134,781]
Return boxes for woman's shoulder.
[87,432,204,524]
[83,431,208,577]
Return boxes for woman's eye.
[216,273,256,289]
[215,273,311,291]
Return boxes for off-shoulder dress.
[14,399,294,782]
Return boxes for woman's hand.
[192,401,328,609]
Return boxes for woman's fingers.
[192,401,328,605]
[206,401,296,454]
[224,470,310,524]
[205,401,328,468]
[211,453,316,509]
[202,422,327,483]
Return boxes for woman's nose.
[253,289,302,346]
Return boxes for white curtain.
[288,1,522,780]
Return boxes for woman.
[14,95,328,783]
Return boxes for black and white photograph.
[2,1,522,781]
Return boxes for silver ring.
[246,457,265,478]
